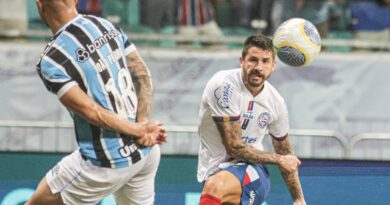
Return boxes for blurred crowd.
[0,0,389,49]
[75,0,390,42]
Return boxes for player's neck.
[48,11,78,34]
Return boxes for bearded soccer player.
[197,34,306,205]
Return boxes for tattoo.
[127,51,153,122]
[215,119,305,201]
[214,120,280,165]
[272,136,293,155]
[272,138,304,201]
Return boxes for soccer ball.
[273,18,321,67]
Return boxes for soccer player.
[197,34,306,205]
[25,0,166,205]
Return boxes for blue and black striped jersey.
[36,15,148,168]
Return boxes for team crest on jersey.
[214,82,233,109]
[76,48,90,62]
[257,112,271,129]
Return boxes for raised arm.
[272,137,306,205]
[126,50,153,123]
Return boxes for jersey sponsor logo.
[86,29,119,54]
[242,135,257,144]
[214,82,233,109]
[257,112,271,129]
[76,48,90,62]
[75,29,119,63]
[118,143,139,158]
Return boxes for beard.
[247,70,265,87]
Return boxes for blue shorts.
[224,163,271,205]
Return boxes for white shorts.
[45,145,160,205]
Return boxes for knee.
[202,177,227,197]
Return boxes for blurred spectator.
[177,0,224,44]
[77,0,103,17]
[350,0,390,44]
[271,0,284,33]
[252,0,275,35]
[328,0,350,32]
[140,0,176,31]
[229,0,280,34]
[376,0,390,7]
[283,0,330,38]
[230,0,254,28]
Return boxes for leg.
[201,170,242,205]
[25,177,64,205]
[114,145,161,205]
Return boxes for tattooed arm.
[215,119,305,204]
[127,50,153,123]
[215,119,281,165]
[272,137,306,205]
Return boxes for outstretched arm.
[272,137,306,205]
[126,50,153,123]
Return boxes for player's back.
[36,15,145,168]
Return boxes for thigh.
[225,163,271,205]
[26,151,82,205]
[114,145,161,205]
[203,170,242,205]
[25,176,64,205]
[46,150,127,205]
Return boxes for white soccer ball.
[273,18,321,67]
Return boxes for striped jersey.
[197,69,289,182]
[36,15,148,169]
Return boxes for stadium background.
[1,0,390,204]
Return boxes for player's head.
[240,34,276,91]
[36,0,79,32]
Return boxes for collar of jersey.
[54,14,82,36]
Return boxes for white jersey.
[197,69,289,182]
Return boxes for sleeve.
[37,56,77,98]
[205,78,241,122]
[116,26,136,55]
[268,100,289,140]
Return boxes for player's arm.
[126,50,153,123]
[59,85,165,146]
[272,137,306,205]
[215,119,281,164]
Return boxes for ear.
[36,0,41,10]
[272,60,276,72]
[36,0,44,14]
[239,56,244,66]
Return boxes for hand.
[137,121,167,147]
[278,154,301,174]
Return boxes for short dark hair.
[241,34,275,59]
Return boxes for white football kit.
[197,69,289,182]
